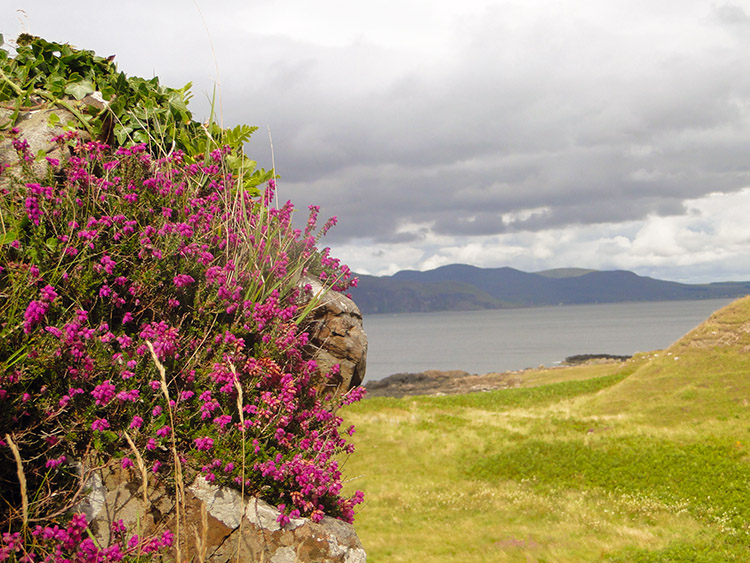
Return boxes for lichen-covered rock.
[82,467,366,563]
[0,105,85,186]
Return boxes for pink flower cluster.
[1,128,364,555]
[0,512,173,563]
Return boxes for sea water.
[361,299,736,382]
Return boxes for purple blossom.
[139,321,180,359]
[91,380,116,405]
[214,414,232,429]
[23,300,48,333]
[173,273,195,287]
[194,436,214,451]
[100,255,117,275]
[116,389,139,402]
[40,285,58,302]
[91,418,110,432]
[45,455,67,469]
[25,196,41,225]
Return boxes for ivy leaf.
[64,79,95,100]
[0,229,19,246]
[132,130,149,144]
[114,123,134,145]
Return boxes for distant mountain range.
[348,264,750,314]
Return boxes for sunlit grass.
[342,297,750,562]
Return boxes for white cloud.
[330,188,750,282]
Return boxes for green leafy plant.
[0,34,268,193]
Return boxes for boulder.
[0,104,85,186]
[301,278,368,392]
[82,466,366,563]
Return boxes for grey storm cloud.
[217,3,750,248]
[5,0,750,280]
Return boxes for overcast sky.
[4,1,750,282]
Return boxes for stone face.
[81,467,366,563]
[301,278,368,392]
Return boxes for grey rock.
[0,105,86,187]
[301,277,368,392]
[84,465,366,563]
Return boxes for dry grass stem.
[146,340,184,563]
[5,434,28,528]
[192,501,208,563]
[230,361,246,563]
[123,431,149,507]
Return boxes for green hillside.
[585,295,750,423]
[342,296,750,561]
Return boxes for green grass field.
[342,297,750,562]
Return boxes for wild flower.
[91,419,110,432]
[194,437,214,451]
[1,97,363,563]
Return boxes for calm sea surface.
[362,299,735,382]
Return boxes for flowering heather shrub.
[0,124,364,559]
[0,513,174,563]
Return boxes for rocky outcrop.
[365,369,523,398]
[366,357,632,398]
[82,466,366,563]
[302,278,367,392]
[0,104,81,185]
[563,353,632,365]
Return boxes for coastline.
[364,354,631,398]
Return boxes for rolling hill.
[584,294,750,422]
[349,264,750,313]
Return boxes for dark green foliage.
[0,35,267,193]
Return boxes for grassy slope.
[342,296,750,562]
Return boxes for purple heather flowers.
[1,124,364,561]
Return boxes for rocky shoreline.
[364,354,631,398]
